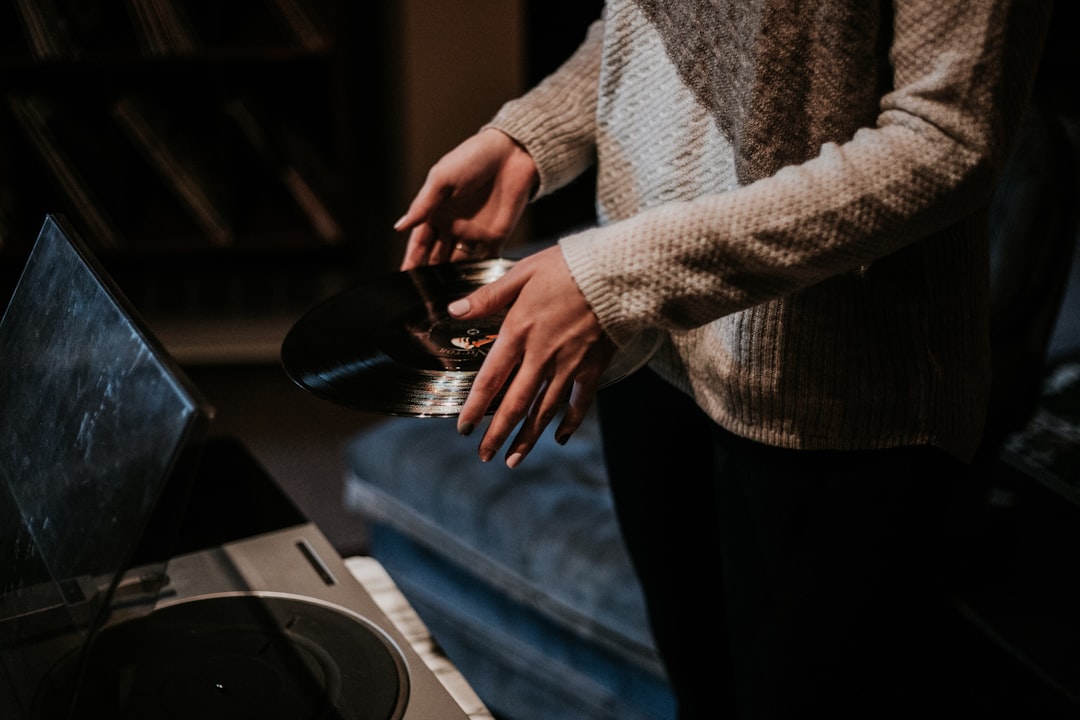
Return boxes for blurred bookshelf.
[0,0,391,363]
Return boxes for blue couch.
[344,409,675,720]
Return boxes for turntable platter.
[34,594,409,720]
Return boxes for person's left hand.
[394,128,537,270]
[449,245,615,467]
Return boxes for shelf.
[0,0,387,363]
[0,0,336,64]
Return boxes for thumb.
[448,271,525,319]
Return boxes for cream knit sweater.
[488,0,1051,462]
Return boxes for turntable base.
[344,557,493,720]
[5,534,493,720]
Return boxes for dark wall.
[523,1,604,241]
[525,2,603,84]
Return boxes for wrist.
[483,127,540,198]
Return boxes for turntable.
[0,216,480,719]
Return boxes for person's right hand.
[395,128,539,270]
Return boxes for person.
[393,2,1053,717]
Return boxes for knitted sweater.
[487,0,1051,462]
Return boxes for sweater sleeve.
[484,18,605,198]
[558,1,1052,346]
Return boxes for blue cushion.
[344,412,674,720]
[368,526,674,720]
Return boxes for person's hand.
[395,128,539,270]
[449,245,616,467]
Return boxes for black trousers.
[596,368,980,719]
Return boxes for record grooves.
[281,259,661,416]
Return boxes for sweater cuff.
[485,102,594,200]
[559,229,636,347]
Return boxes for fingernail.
[479,447,495,463]
[556,433,570,446]
[448,299,470,317]
[393,215,407,230]
[459,421,475,437]
[507,452,524,469]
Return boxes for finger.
[448,267,527,320]
[450,241,490,263]
[401,223,437,270]
[427,234,455,266]
[505,376,571,468]
[394,176,450,233]
[475,362,546,464]
[450,265,532,448]
[552,375,599,446]
[458,335,525,454]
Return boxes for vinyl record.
[280,259,660,417]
